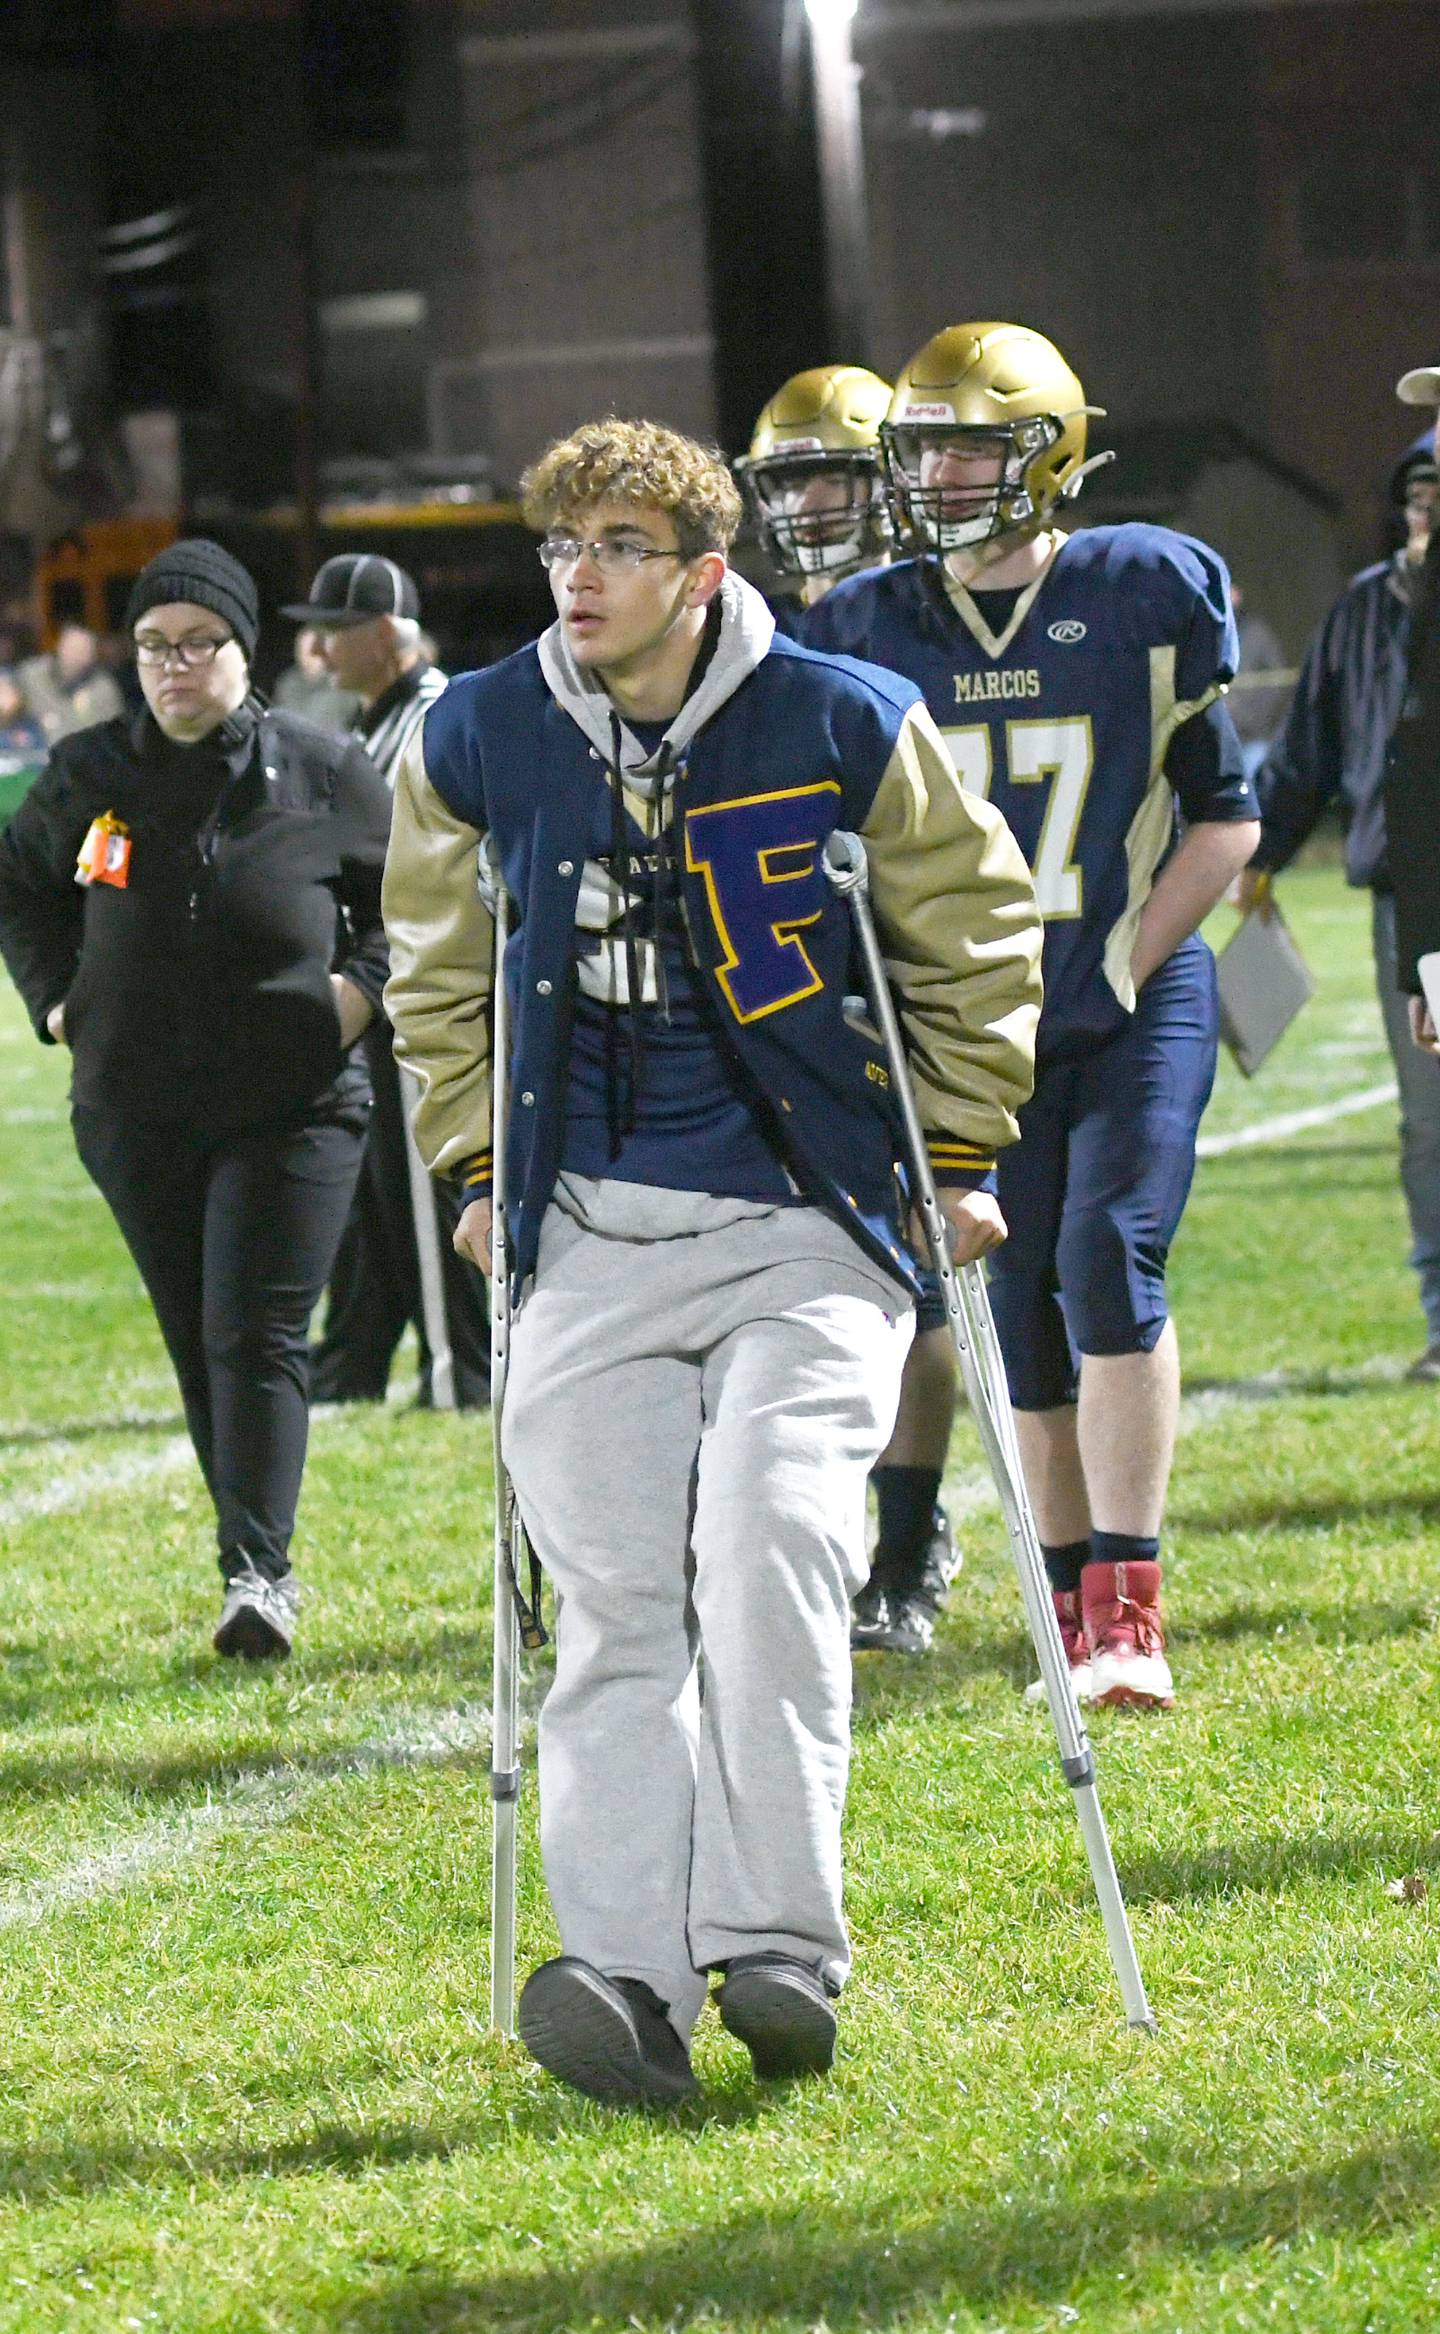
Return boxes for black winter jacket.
[1386,529,1440,991]
[1252,555,1414,891]
[0,695,391,1134]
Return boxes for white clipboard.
[1215,903,1316,1078]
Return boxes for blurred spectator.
[19,623,124,743]
[1387,373,1440,1077]
[1229,583,1291,781]
[0,669,47,822]
[272,624,360,731]
[1243,434,1440,1374]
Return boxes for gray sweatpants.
[503,1178,913,2039]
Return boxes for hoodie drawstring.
[607,710,646,1141]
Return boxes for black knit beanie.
[124,539,260,663]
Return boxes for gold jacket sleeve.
[381,725,495,1180]
[861,700,1042,1161]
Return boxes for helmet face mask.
[737,364,895,583]
[745,451,891,577]
[882,420,1063,552]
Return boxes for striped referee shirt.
[359,660,448,789]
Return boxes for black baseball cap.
[281,552,420,628]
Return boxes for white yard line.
[0,1702,503,1933]
[1178,1354,1406,1427]
[0,1378,424,1535]
[0,1436,197,1529]
[946,1355,1401,1532]
[1197,1081,1397,1158]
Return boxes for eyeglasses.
[134,632,234,669]
[538,535,687,577]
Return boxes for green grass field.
[2,856,1438,2334]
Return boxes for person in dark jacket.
[287,555,490,1411]
[736,365,960,1656]
[0,540,392,1658]
[1388,368,1440,1052]
[1243,434,1440,1373]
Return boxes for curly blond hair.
[521,417,743,558]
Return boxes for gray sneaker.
[213,1560,299,1660]
[1407,1344,1440,1383]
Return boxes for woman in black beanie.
[0,541,393,1657]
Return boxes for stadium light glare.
[806,0,869,362]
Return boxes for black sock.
[1087,1531,1160,1571]
[1041,1539,1089,1595]
[871,1463,943,1591]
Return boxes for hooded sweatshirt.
[536,577,795,1198]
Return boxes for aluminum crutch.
[401,1067,457,1409]
[486,867,524,2034]
[822,828,1155,2033]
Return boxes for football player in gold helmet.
[809,323,1262,1708]
[879,320,1104,565]
[742,365,965,1660]
[736,365,894,609]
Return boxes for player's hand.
[45,1000,67,1046]
[455,1196,494,1274]
[1408,995,1440,1056]
[912,1189,1008,1265]
[1235,865,1276,921]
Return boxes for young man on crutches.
[381,417,1041,2107]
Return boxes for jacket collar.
[359,660,430,738]
[535,569,776,796]
[132,689,262,779]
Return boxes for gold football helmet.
[735,364,894,579]
[880,323,1107,553]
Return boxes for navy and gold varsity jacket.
[382,571,1042,1294]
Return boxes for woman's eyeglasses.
[134,633,233,669]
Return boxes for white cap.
[1397,366,1440,407]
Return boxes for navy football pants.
[988,937,1218,1411]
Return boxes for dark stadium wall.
[690,0,832,458]
[9,0,1439,579]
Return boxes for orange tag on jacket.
[75,813,131,889]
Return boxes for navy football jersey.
[805,524,1255,1054]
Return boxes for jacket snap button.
[536,979,552,996]
[520,1091,535,1106]
[558,859,574,876]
